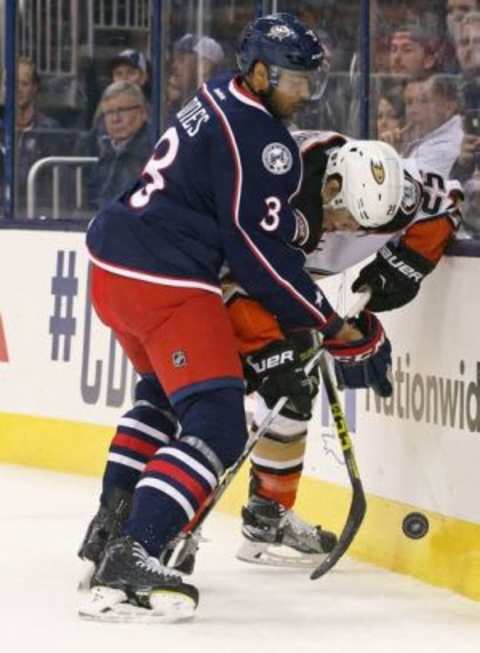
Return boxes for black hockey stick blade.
[310,353,367,580]
[310,478,366,579]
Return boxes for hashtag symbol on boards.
[49,250,78,361]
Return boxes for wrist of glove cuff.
[324,311,386,363]
[352,242,435,312]
[324,311,393,397]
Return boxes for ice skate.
[78,536,199,623]
[236,495,337,568]
[77,488,132,591]
[78,488,132,565]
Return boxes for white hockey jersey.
[292,130,462,278]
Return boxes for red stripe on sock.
[146,459,209,505]
[112,432,159,458]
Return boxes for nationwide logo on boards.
[0,312,9,362]
[365,353,480,433]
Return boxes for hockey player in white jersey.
[233,130,462,567]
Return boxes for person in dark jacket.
[1,57,62,215]
[77,81,151,211]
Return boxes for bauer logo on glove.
[246,349,295,375]
[243,334,320,419]
[352,241,435,313]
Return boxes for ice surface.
[1,464,479,653]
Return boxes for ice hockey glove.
[324,311,393,397]
[243,332,320,420]
[352,241,435,312]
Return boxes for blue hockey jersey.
[86,73,342,335]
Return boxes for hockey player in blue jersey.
[78,14,393,622]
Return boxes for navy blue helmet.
[237,13,329,100]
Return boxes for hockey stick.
[310,290,371,580]
[170,291,371,572]
[166,350,323,569]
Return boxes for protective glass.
[274,61,330,102]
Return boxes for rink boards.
[1,229,479,601]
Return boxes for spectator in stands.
[16,57,59,133]
[87,49,151,132]
[401,74,464,178]
[77,81,151,211]
[455,11,480,100]
[450,13,480,184]
[376,82,406,142]
[446,0,478,45]
[463,168,480,235]
[166,33,225,119]
[455,10,480,75]
[388,15,444,79]
[84,49,150,129]
[110,49,150,99]
[0,57,61,214]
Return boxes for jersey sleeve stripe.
[202,84,331,328]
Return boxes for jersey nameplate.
[177,96,210,137]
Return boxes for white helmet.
[323,140,404,228]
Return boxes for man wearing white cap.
[167,33,225,116]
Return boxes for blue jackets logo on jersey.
[262,143,293,175]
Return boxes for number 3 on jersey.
[260,196,282,231]
[130,127,180,209]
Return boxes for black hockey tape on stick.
[310,290,371,580]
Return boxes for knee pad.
[175,387,248,470]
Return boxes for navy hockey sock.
[101,378,178,505]
[124,440,219,556]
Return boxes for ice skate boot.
[236,495,337,568]
[77,488,132,590]
[79,536,199,623]
[78,488,132,565]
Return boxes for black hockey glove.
[324,311,393,397]
[351,241,435,312]
[243,332,320,420]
